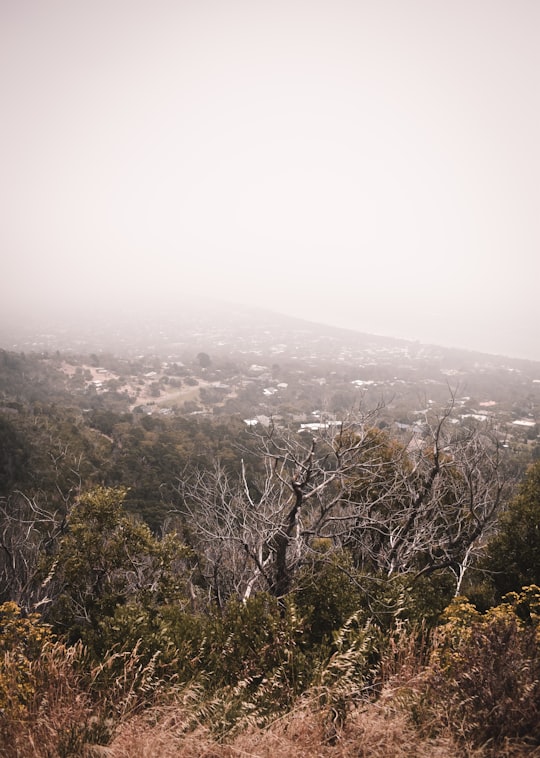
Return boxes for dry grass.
[92,683,540,758]
[0,640,173,758]
[91,616,540,758]
[89,693,459,758]
[2,606,538,757]
[4,663,538,758]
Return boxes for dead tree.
[0,490,67,612]
[180,402,511,606]
[337,403,510,587]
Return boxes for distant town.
[2,304,538,459]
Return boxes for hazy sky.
[1,1,539,358]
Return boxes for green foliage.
[97,601,207,685]
[0,601,52,658]
[484,460,540,597]
[421,587,540,749]
[203,594,306,693]
[181,595,394,739]
[314,612,385,742]
[0,416,29,492]
[295,548,367,646]
[295,550,455,652]
[47,487,191,650]
[402,571,456,626]
[95,592,315,727]
[0,602,53,718]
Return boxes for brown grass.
[90,694,459,758]
[0,641,172,758]
[2,611,538,758]
[92,616,540,758]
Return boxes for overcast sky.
[1,0,539,359]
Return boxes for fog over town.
[1,1,539,359]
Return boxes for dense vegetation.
[0,347,539,756]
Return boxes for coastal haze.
[1,1,539,359]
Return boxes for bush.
[203,594,308,695]
[98,601,207,684]
[294,548,366,647]
[421,587,540,751]
[0,602,53,719]
[484,460,540,598]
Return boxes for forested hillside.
[0,335,539,756]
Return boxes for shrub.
[97,600,208,684]
[203,594,307,693]
[422,587,540,751]
[484,460,540,598]
[294,549,366,647]
[0,602,52,721]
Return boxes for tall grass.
[1,592,538,757]
[0,640,174,758]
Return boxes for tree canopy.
[484,460,540,597]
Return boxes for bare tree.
[0,439,84,613]
[340,403,509,587]
[0,490,66,612]
[179,402,511,605]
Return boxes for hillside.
[0,304,539,756]
[2,301,539,449]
